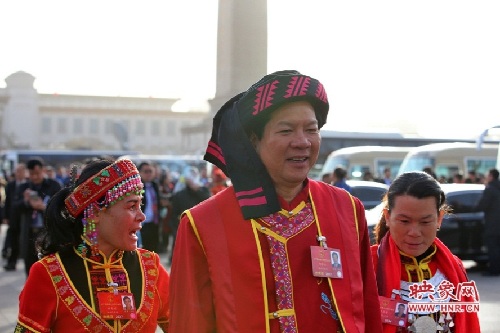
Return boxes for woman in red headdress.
[15,159,169,332]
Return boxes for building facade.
[0,71,210,155]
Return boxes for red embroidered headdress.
[204,70,329,219]
[65,159,143,217]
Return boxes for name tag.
[311,246,343,279]
[97,292,137,320]
[379,296,408,327]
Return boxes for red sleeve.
[168,213,216,332]
[155,252,170,332]
[356,199,384,333]
[17,261,57,332]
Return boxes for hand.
[30,198,45,211]
[25,190,44,210]
[23,189,33,202]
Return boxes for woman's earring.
[83,204,99,256]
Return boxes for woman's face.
[384,195,443,257]
[95,193,145,257]
[253,101,320,190]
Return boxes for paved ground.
[0,258,23,333]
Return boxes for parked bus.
[0,149,137,177]
[397,142,499,181]
[320,146,414,180]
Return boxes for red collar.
[277,179,310,210]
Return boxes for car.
[346,180,389,209]
[439,183,487,264]
[366,183,487,265]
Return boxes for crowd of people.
[1,159,62,274]
[1,158,229,274]
[0,70,493,332]
[321,166,394,187]
[322,164,488,187]
[423,167,487,185]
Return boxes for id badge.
[97,292,137,320]
[379,296,408,327]
[311,246,343,278]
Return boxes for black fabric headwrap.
[204,70,329,219]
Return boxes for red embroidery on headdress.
[64,160,140,217]
[252,80,279,116]
[235,187,267,207]
[285,76,311,98]
[80,185,92,198]
[206,141,226,165]
[315,83,328,103]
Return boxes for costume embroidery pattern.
[285,76,310,98]
[253,80,278,115]
[260,202,314,333]
[40,250,158,333]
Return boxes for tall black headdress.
[204,70,329,219]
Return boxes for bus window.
[465,159,497,176]
[374,159,406,179]
[350,165,371,179]
[435,165,459,180]
[321,156,348,174]
[321,146,413,181]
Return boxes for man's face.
[29,165,45,185]
[15,165,27,181]
[253,101,320,190]
[140,165,155,182]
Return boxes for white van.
[320,146,413,180]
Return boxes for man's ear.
[249,133,259,150]
[437,209,445,229]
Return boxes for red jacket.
[169,180,382,332]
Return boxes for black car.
[366,183,487,264]
[439,183,487,264]
[346,180,389,209]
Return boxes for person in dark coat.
[14,158,61,276]
[2,163,27,271]
[138,161,162,252]
[168,166,210,261]
[331,167,352,193]
[474,168,500,276]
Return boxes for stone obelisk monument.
[209,0,268,115]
